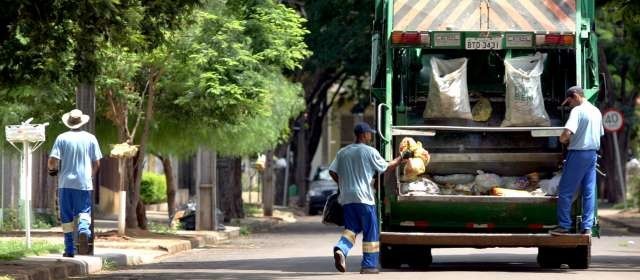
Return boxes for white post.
[1,147,5,230]
[22,141,32,248]
[612,132,627,209]
[118,158,126,235]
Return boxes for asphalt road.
[77,216,640,280]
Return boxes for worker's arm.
[47,157,59,172]
[559,128,572,144]
[329,170,339,184]
[92,160,100,177]
[385,156,404,173]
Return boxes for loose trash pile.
[397,137,561,197]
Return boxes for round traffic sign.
[603,109,624,133]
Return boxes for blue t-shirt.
[50,131,102,190]
[565,102,604,150]
[329,143,388,206]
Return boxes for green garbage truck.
[370,0,600,269]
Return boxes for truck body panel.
[371,0,599,269]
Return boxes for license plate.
[465,37,502,50]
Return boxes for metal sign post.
[5,118,48,248]
[602,109,625,209]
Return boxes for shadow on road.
[77,253,640,280]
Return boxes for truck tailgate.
[380,232,591,248]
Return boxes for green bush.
[629,176,640,209]
[140,172,167,205]
[1,209,58,231]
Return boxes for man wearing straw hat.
[47,109,102,257]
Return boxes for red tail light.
[544,34,563,45]
[536,34,574,47]
[391,31,430,45]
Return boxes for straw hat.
[62,109,90,129]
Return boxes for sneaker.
[333,249,346,273]
[78,233,90,255]
[581,229,592,235]
[62,252,74,258]
[548,226,571,236]
[360,267,380,274]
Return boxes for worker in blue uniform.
[48,109,102,257]
[329,122,404,274]
[549,86,603,236]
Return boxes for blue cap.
[354,122,376,135]
[566,86,584,96]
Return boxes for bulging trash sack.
[423,57,472,120]
[475,170,502,193]
[502,52,551,127]
[403,158,426,181]
[399,137,419,154]
[471,97,492,122]
[540,173,562,195]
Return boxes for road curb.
[0,255,102,280]
[1,227,242,280]
[599,215,640,234]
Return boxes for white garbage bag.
[423,57,472,120]
[540,173,562,196]
[502,52,550,127]
[475,170,502,193]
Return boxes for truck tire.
[537,247,562,269]
[568,245,590,269]
[380,243,402,269]
[407,246,432,269]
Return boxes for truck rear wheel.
[537,247,563,268]
[567,245,590,269]
[380,243,402,269]
[407,246,432,269]
[380,244,432,269]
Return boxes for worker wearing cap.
[549,86,603,236]
[329,122,404,274]
[47,109,102,257]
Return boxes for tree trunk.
[262,151,275,217]
[76,82,96,133]
[294,126,308,207]
[127,70,160,229]
[598,43,624,203]
[217,157,244,222]
[158,155,177,220]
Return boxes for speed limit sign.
[603,109,624,133]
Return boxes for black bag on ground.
[322,193,344,226]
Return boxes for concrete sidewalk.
[598,207,640,234]
[0,213,288,280]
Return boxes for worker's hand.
[48,169,58,176]
[401,150,413,159]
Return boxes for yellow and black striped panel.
[394,0,576,32]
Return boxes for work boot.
[62,252,74,258]
[360,267,380,274]
[78,232,90,255]
[333,249,346,273]
[548,226,571,236]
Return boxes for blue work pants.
[334,203,379,269]
[59,188,92,254]
[557,150,597,231]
